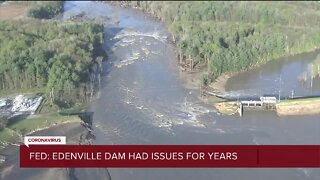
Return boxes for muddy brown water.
[3,1,319,180]
[65,2,320,180]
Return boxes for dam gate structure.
[238,96,277,116]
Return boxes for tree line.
[28,1,63,19]
[115,1,320,85]
[0,19,105,108]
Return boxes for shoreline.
[0,121,82,151]
[276,98,320,116]
[106,1,320,103]
[104,2,205,92]
[0,114,84,151]
[0,121,91,180]
[208,47,320,96]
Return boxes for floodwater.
[62,1,320,180]
[6,1,319,180]
[226,50,320,98]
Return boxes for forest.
[118,1,320,85]
[0,20,105,107]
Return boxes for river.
[64,1,320,180]
[3,1,320,180]
[226,50,320,98]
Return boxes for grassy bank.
[0,128,19,144]
[207,96,227,105]
[276,97,320,116]
[0,113,81,150]
[277,97,320,105]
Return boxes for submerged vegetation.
[311,54,320,78]
[118,1,320,84]
[298,54,320,82]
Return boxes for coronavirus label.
[24,136,66,147]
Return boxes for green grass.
[0,128,20,150]
[9,114,81,134]
[37,102,59,114]
[207,96,226,105]
[277,97,320,105]
[58,103,88,115]
[0,128,19,143]
[0,113,81,150]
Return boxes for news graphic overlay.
[20,145,320,168]
[24,136,66,147]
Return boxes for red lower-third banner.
[20,145,320,168]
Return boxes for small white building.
[260,96,277,104]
